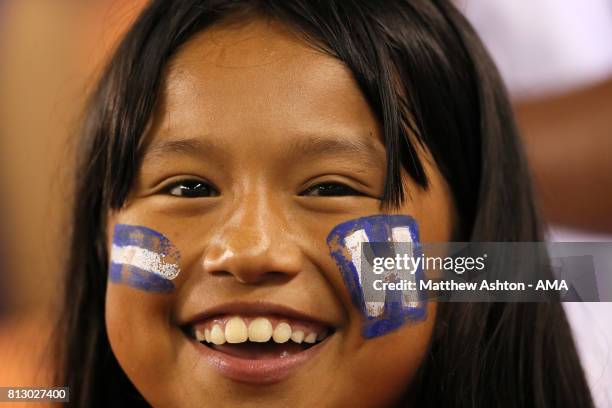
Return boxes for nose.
[202,193,302,284]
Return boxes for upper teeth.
[249,317,273,343]
[226,317,248,343]
[211,325,226,345]
[194,316,328,345]
[272,322,292,343]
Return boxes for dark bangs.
[84,0,531,241]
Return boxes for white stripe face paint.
[344,228,370,286]
[344,228,385,317]
[390,227,420,308]
[111,244,180,280]
[327,215,426,338]
[109,224,181,293]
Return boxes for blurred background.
[0,0,147,402]
[0,0,610,407]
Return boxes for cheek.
[333,302,436,407]
[411,197,454,242]
[404,163,455,243]
[327,215,427,339]
[105,220,195,405]
[105,284,180,402]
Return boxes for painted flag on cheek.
[327,215,426,338]
[109,224,181,293]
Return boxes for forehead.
[152,17,381,150]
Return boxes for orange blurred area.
[0,318,55,407]
[0,0,147,394]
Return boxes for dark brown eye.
[163,180,219,198]
[301,183,363,197]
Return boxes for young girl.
[56,1,594,407]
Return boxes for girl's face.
[106,18,453,408]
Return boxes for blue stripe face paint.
[327,215,426,338]
[109,224,181,293]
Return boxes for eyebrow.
[287,134,385,165]
[144,137,219,160]
[143,133,385,166]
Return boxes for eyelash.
[299,182,365,197]
[160,179,364,198]
[161,179,219,198]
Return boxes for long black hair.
[56,1,594,406]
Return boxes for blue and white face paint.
[109,224,181,293]
[327,215,426,338]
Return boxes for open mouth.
[189,315,331,358]
[184,309,335,384]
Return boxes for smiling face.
[105,17,454,408]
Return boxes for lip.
[182,301,335,384]
[181,300,337,328]
[189,334,328,384]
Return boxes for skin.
[106,17,454,408]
